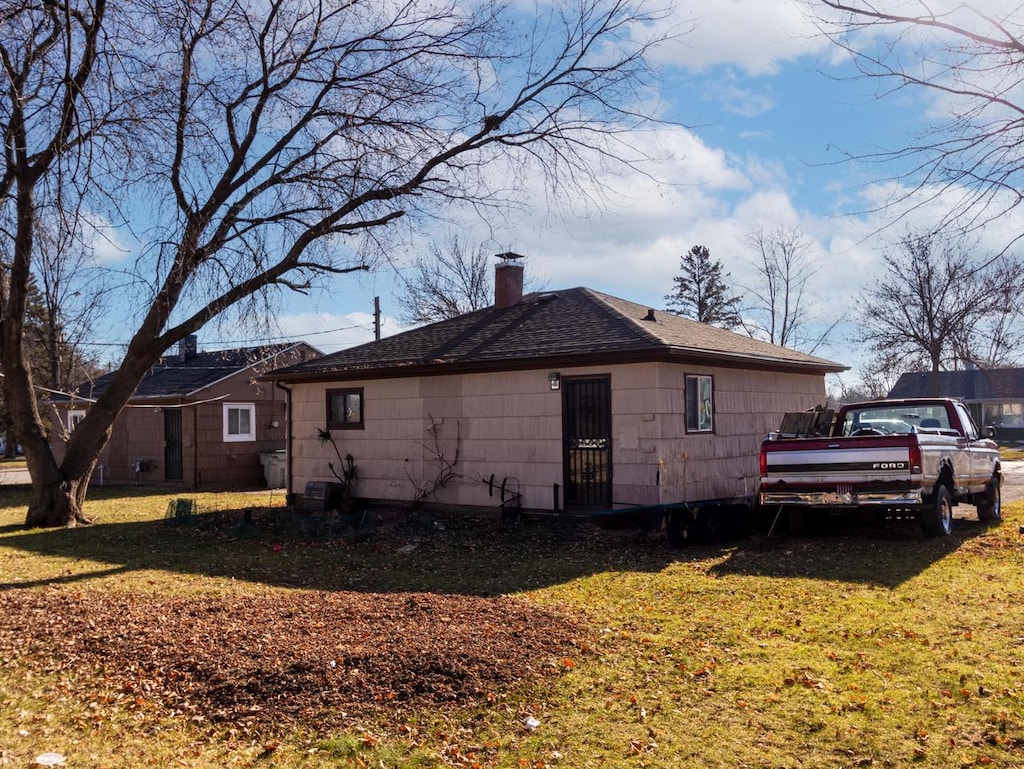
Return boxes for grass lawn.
[1,484,1023,768]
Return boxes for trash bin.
[258,449,287,488]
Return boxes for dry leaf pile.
[0,588,582,734]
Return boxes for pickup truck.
[758,398,1001,537]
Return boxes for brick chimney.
[494,252,525,309]
[178,334,198,362]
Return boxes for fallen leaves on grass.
[0,588,584,735]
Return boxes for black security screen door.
[562,376,612,508]
[164,408,183,481]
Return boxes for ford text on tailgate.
[758,398,1001,537]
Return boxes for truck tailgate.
[763,436,915,481]
[760,435,923,507]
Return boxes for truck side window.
[841,414,857,435]
[955,403,979,439]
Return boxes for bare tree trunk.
[26,473,92,528]
[929,347,942,397]
[2,354,96,527]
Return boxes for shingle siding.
[270,285,842,513]
[287,362,828,512]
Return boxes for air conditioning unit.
[301,481,346,512]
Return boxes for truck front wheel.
[977,476,1002,522]
[921,485,953,538]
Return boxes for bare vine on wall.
[407,416,463,506]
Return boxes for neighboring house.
[888,368,1024,440]
[51,336,320,488]
[266,260,846,515]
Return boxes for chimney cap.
[495,251,525,262]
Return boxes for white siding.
[289,362,826,512]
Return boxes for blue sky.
[256,1,910,375]
[86,0,1021,390]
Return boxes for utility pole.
[374,296,381,341]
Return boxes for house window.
[983,402,1024,427]
[685,374,714,433]
[327,388,364,429]
[223,403,256,442]
[67,409,86,432]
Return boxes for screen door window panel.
[563,377,612,507]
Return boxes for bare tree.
[951,271,1024,369]
[826,370,892,407]
[398,235,547,324]
[740,224,837,352]
[812,2,1024,247]
[855,231,1020,395]
[0,0,670,527]
[398,234,492,324]
[854,350,922,401]
[32,217,105,393]
[663,244,742,329]
[0,0,123,525]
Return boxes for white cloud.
[80,212,134,264]
[700,71,777,117]
[650,0,828,76]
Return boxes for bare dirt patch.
[0,588,584,735]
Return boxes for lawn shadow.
[710,513,994,588]
[0,498,995,593]
[0,504,685,595]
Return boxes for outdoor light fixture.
[548,372,560,391]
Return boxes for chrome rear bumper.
[758,489,923,507]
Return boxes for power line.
[75,320,379,350]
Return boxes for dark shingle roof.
[62,343,314,402]
[269,288,846,382]
[888,369,1024,400]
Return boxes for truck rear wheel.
[977,476,1002,522]
[666,508,694,548]
[921,485,953,537]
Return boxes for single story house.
[266,259,846,515]
[51,336,320,488]
[888,368,1024,440]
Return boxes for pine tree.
[664,245,742,329]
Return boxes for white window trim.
[685,374,714,433]
[223,402,256,442]
[68,409,86,433]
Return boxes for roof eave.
[666,346,848,373]
[264,347,847,384]
[179,342,312,397]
